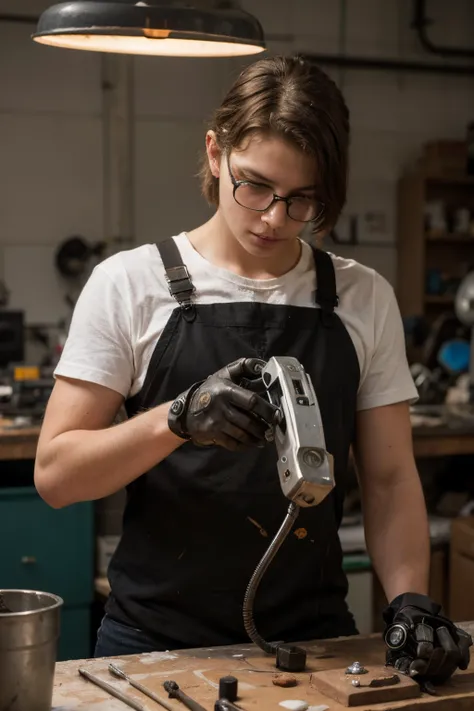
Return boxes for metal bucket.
[0,589,63,711]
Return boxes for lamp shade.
[32,1,266,57]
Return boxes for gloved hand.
[383,592,472,685]
[167,357,279,451]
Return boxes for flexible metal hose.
[242,501,300,654]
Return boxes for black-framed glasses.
[226,153,325,224]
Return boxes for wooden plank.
[52,628,474,710]
[310,665,420,706]
[0,424,40,461]
[412,433,474,458]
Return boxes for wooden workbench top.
[1,413,474,462]
[0,419,40,460]
[53,623,474,710]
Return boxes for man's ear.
[206,130,221,178]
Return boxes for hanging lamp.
[32,1,266,57]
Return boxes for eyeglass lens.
[234,183,321,222]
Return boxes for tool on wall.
[455,271,474,401]
[242,356,335,673]
[54,235,106,312]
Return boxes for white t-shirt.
[54,232,418,411]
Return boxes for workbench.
[3,420,474,461]
[0,421,40,460]
[53,623,474,710]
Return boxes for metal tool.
[214,676,242,710]
[79,667,145,711]
[242,356,334,672]
[215,700,243,711]
[218,675,238,703]
[109,663,175,711]
[261,356,335,507]
[163,680,208,711]
[1,590,63,711]
[346,661,368,675]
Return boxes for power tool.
[243,356,335,673]
[261,356,335,507]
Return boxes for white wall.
[1,0,474,334]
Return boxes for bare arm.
[353,401,430,602]
[34,376,183,508]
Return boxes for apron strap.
[156,238,196,318]
[311,246,339,327]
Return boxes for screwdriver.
[79,667,145,711]
[108,663,175,711]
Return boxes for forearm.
[35,402,183,508]
[362,467,430,602]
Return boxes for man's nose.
[261,199,287,229]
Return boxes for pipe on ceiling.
[0,14,37,25]
[412,0,474,59]
[302,52,474,76]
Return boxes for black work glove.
[383,592,472,686]
[167,357,279,451]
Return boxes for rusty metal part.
[272,672,297,687]
[350,673,401,689]
[370,673,400,688]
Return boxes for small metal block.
[276,644,306,672]
[218,676,238,703]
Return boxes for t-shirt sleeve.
[54,264,134,398]
[357,274,419,411]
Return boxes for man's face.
[207,132,321,260]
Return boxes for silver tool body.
[261,356,334,507]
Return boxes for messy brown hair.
[199,55,350,233]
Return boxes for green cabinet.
[0,486,94,660]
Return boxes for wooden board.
[0,421,40,460]
[52,625,474,711]
[310,665,420,706]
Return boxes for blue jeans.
[94,614,161,657]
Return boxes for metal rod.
[78,667,145,711]
[0,13,38,24]
[302,52,474,76]
[109,663,175,711]
[164,680,208,711]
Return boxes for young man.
[35,55,470,681]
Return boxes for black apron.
[106,238,361,650]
